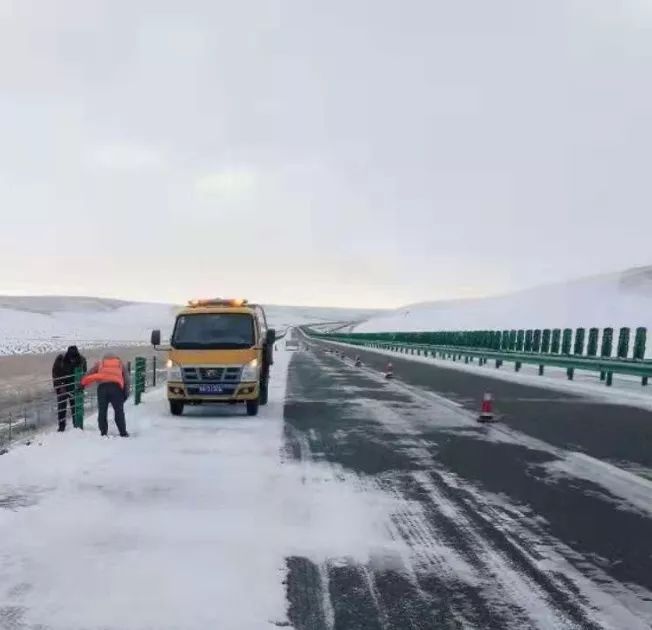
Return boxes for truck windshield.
[171,313,255,349]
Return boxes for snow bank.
[356,266,652,335]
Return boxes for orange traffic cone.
[384,362,394,379]
[478,393,495,422]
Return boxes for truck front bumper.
[167,381,260,402]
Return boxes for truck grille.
[182,366,242,383]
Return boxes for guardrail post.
[515,361,522,372]
[561,329,572,355]
[532,329,542,353]
[633,327,647,360]
[587,328,599,356]
[574,328,585,355]
[566,367,574,380]
[524,330,533,352]
[516,330,525,351]
[551,329,561,354]
[134,357,146,405]
[538,365,544,376]
[642,376,648,386]
[495,359,502,368]
[152,356,157,387]
[617,327,630,359]
[606,372,613,386]
[601,328,613,358]
[73,367,84,429]
[541,329,551,353]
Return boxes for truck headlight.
[241,358,259,382]
[166,360,183,382]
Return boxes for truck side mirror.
[151,329,161,347]
[266,329,276,345]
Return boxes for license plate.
[197,384,226,394]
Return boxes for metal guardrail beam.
[306,332,652,386]
[307,325,648,362]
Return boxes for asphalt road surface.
[283,342,652,629]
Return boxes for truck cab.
[151,299,275,417]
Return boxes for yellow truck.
[151,298,275,417]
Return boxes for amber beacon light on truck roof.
[187,298,249,307]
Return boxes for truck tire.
[170,400,184,416]
[246,399,260,416]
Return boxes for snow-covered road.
[2,345,652,629]
[0,349,396,629]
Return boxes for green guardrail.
[304,326,652,387]
[73,367,85,429]
[134,357,147,405]
[306,325,647,360]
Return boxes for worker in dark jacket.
[51,346,87,432]
[81,354,131,437]
[63,345,87,376]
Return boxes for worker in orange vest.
[81,354,131,437]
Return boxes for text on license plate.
[198,384,226,394]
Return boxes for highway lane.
[282,345,652,629]
[309,339,652,476]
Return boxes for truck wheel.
[259,379,269,406]
[246,399,260,416]
[170,400,184,416]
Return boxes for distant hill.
[0,296,134,315]
[354,266,652,335]
[0,296,382,355]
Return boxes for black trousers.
[97,383,127,436]
[56,390,75,424]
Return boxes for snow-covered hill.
[355,266,652,334]
[0,297,379,355]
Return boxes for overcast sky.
[1,0,651,308]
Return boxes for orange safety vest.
[81,358,125,389]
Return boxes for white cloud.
[195,168,258,200]
[91,143,166,170]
